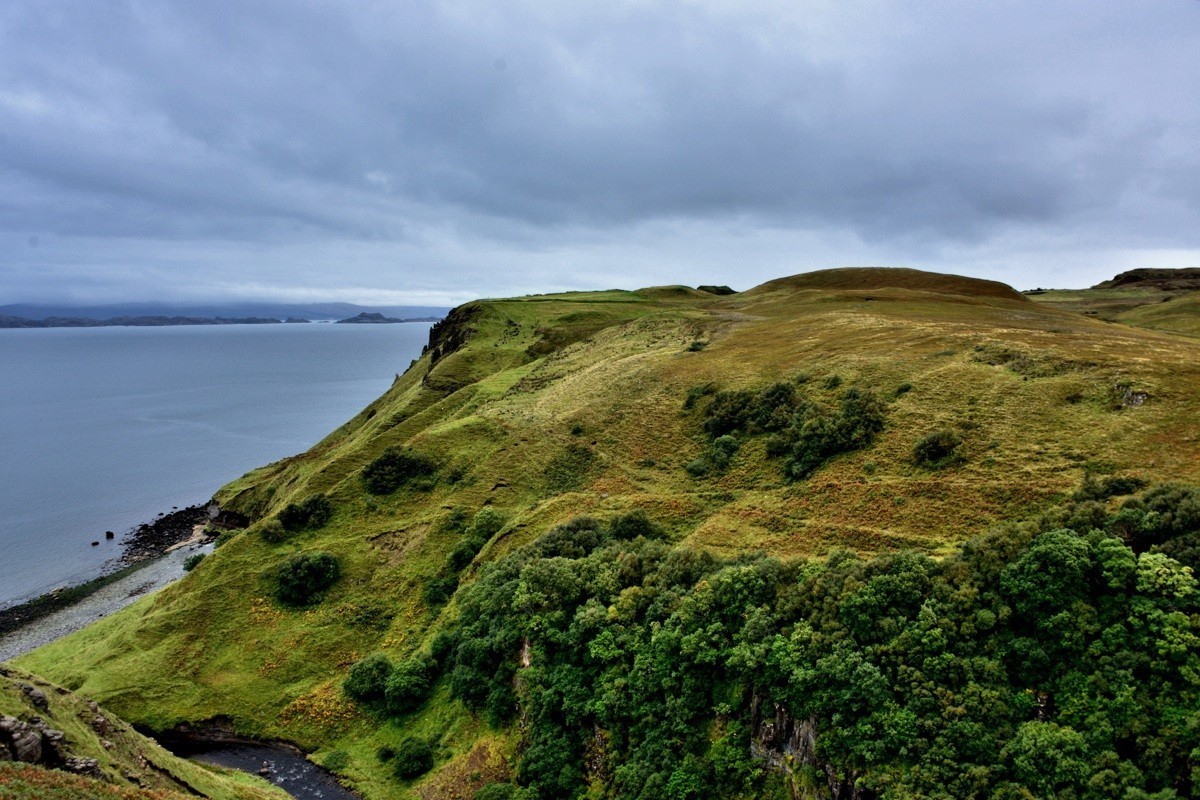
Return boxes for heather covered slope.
[15,268,1200,798]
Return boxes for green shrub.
[894,381,914,397]
[272,552,341,607]
[569,422,585,435]
[423,574,458,608]
[448,536,488,572]
[913,429,966,468]
[344,653,393,703]
[701,389,756,437]
[213,528,241,548]
[686,434,742,477]
[709,435,741,469]
[362,447,437,494]
[822,374,842,390]
[259,519,289,544]
[377,744,397,762]
[430,630,455,664]
[746,381,798,432]
[385,657,434,715]
[444,508,507,574]
[278,494,334,531]
[321,749,349,772]
[182,553,205,572]
[687,340,707,352]
[469,508,505,539]
[475,783,520,800]
[609,509,662,541]
[439,507,471,534]
[1073,474,1148,502]
[393,737,433,779]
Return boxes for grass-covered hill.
[14,267,1200,798]
[0,666,285,800]
[1028,267,1200,338]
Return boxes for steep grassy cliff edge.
[14,267,1200,798]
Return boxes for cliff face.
[750,696,870,800]
[422,302,482,366]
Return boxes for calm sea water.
[0,322,431,607]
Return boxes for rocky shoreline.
[116,504,212,563]
[0,502,248,644]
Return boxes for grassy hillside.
[1028,267,1200,338]
[0,666,285,800]
[15,267,1200,798]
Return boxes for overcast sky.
[2,1,1198,306]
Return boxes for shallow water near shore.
[0,322,431,607]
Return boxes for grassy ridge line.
[15,270,1200,798]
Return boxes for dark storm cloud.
[1,1,1198,302]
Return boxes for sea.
[0,321,432,608]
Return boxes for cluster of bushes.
[686,378,887,480]
[344,651,437,715]
[912,428,965,468]
[271,551,341,607]
[373,736,436,780]
[430,485,1199,799]
[278,493,334,531]
[362,447,437,494]
[423,508,506,608]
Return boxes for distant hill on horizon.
[0,301,450,322]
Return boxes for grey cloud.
[0,1,1198,303]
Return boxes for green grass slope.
[1028,267,1200,337]
[0,667,285,800]
[15,268,1200,798]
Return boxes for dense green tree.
[433,485,1200,800]
[344,653,393,703]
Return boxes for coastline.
[0,502,243,662]
[0,541,214,662]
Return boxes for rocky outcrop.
[1097,268,1200,291]
[0,714,99,778]
[422,303,481,367]
[750,695,872,800]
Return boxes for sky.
[1,1,1199,307]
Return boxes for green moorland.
[12,267,1200,798]
[0,667,286,800]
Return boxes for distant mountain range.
[0,302,448,328]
